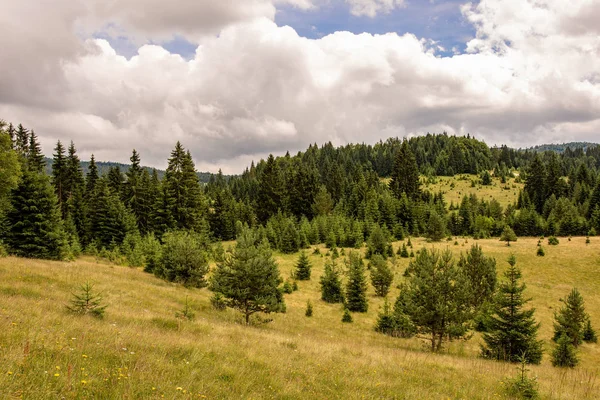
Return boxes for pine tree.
[107,165,124,196]
[51,140,68,218]
[426,209,446,241]
[345,252,368,312]
[320,259,344,303]
[27,130,45,173]
[5,170,67,260]
[295,251,312,280]
[312,185,334,216]
[305,300,313,317]
[66,282,107,318]
[397,248,471,351]
[482,255,543,364]
[582,318,597,343]
[500,225,517,246]
[398,243,409,258]
[553,288,587,347]
[257,154,284,223]
[370,255,393,297]
[342,308,353,323]
[157,230,210,288]
[551,333,578,368]
[211,228,285,324]
[124,149,148,232]
[524,154,546,213]
[389,140,421,200]
[366,224,389,259]
[0,127,21,207]
[459,244,497,308]
[15,123,29,158]
[86,155,99,195]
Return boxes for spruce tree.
[482,255,543,364]
[211,228,285,324]
[459,244,497,308]
[524,154,547,213]
[0,127,21,206]
[6,170,66,260]
[345,252,368,312]
[397,248,471,351]
[342,308,353,323]
[157,230,210,288]
[51,140,68,218]
[320,259,344,303]
[27,130,45,173]
[553,288,587,347]
[294,251,312,280]
[366,224,389,259]
[551,333,578,368]
[500,225,517,246]
[426,209,446,241]
[389,140,421,200]
[582,318,597,343]
[15,123,29,158]
[370,255,393,297]
[86,155,99,194]
[257,154,284,223]
[107,165,124,195]
[124,149,149,232]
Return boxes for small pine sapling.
[342,308,353,323]
[305,300,313,317]
[551,333,578,368]
[66,282,107,318]
[282,280,293,294]
[582,318,597,343]
[503,355,540,400]
[175,296,195,321]
[210,292,227,311]
[548,236,559,246]
[536,246,545,257]
[292,281,298,291]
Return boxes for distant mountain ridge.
[43,158,223,184]
[528,142,599,153]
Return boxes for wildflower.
[54,373,60,377]
[81,380,87,385]
[55,366,61,370]
[176,387,183,391]
[82,354,88,358]
[7,371,13,375]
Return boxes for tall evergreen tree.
[553,288,588,347]
[107,165,124,196]
[211,228,285,324]
[257,154,284,223]
[551,333,578,368]
[389,140,421,200]
[86,155,99,195]
[124,149,149,232]
[51,140,68,218]
[369,255,393,297]
[5,170,66,259]
[345,252,368,312]
[15,123,29,157]
[27,130,45,173]
[482,255,543,364]
[524,154,546,213]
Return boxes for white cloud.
[345,0,406,17]
[1,0,599,174]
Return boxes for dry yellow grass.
[1,235,599,399]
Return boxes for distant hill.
[43,158,224,184]
[529,142,598,153]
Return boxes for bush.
[141,234,162,273]
[157,231,209,288]
[370,255,393,297]
[548,236,559,246]
[210,292,227,311]
[536,246,545,257]
[551,333,578,368]
[282,280,293,294]
[66,282,107,318]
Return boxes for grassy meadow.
[1,235,599,399]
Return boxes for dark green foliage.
[389,140,421,200]
[480,170,492,185]
[345,252,368,312]
[51,140,68,219]
[305,300,313,317]
[66,282,107,318]
[551,333,578,368]
[156,231,210,288]
[342,308,353,323]
[397,248,472,351]
[536,246,545,256]
[175,296,195,321]
[5,170,67,260]
[319,260,344,304]
[553,288,588,347]
[500,225,517,246]
[27,130,45,173]
[282,280,293,294]
[482,256,543,364]
[292,280,298,291]
[524,154,547,213]
[257,154,284,223]
[366,224,389,259]
[210,292,227,311]
[582,318,597,343]
[369,255,393,297]
[141,233,162,273]
[375,297,416,338]
[295,251,312,280]
[548,236,559,245]
[312,185,334,216]
[503,356,540,400]
[459,244,496,313]
[211,228,285,324]
[398,243,409,258]
[426,209,446,241]
[86,155,99,194]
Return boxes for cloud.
[0,0,599,174]
[345,0,406,17]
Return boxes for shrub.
[551,333,578,368]
[66,282,107,318]
[548,236,559,246]
[370,255,393,297]
[536,246,545,257]
[583,319,597,343]
[210,292,227,311]
[282,280,293,294]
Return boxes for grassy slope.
[1,236,599,399]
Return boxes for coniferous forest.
[2,119,600,398]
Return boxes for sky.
[1,0,599,174]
